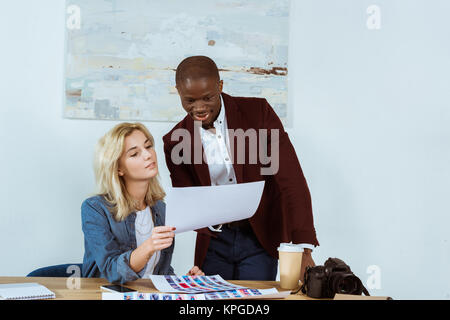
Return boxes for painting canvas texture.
[64,0,290,125]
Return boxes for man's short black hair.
[175,56,220,86]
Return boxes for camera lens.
[336,274,361,294]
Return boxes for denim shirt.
[81,195,175,284]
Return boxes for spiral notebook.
[0,283,56,300]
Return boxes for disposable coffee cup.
[277,243,304,289]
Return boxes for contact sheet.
[150,275,247,294]
[101,275,290,300]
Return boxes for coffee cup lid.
[277,243,304,253]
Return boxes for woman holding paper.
[81,122,204,284]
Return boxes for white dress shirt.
[200,95,314,251]
[200,95,237,187]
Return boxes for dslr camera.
[301,257,370,299]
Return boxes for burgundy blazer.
[162,92,319,268]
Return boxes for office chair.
[27,264,83,277]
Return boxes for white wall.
[289,0,450,299]
[0,0,449,299]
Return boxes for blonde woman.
[81,122,203,284]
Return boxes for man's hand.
[300,249,315,283]
[186,266,205,276]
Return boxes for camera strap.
[361,284,370,296]
[299,282,307,295]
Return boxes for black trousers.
[202,225,278,280]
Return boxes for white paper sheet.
[165,181,265,233]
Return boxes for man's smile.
[192,110,211,122]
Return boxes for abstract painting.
[64,0,290,125]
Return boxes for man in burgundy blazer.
[163,56,319,281]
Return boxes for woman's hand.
[186,266,205,276]
[145,226,176,255]
[130,226,175,273]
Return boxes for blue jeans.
[202,225,278,280]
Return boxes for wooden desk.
[0,277,315,300]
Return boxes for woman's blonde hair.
[94,122,166,221]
